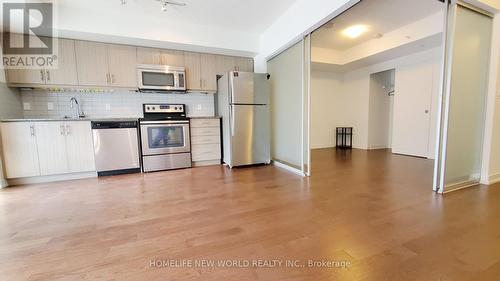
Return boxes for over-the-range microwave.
[137,64,186,92]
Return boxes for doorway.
[309,0,446,188]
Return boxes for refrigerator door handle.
[230,105,235,137]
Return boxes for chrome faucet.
[70,97,86,118]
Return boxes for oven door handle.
[140,120,190,125]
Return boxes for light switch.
[23,102,31,110]
[105,104,111,111]
[47,102,54,110]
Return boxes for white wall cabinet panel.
[47,39,79,85]
[161,49,184,66]
[137,47,161,65]
[107,44,138,88]
[0,122,40,178]
[35,122,68,176]
[75,41,109,86]
[184,52,202,90]
[65,121,96,173]
[200,54,217,91]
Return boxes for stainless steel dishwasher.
[92,120,141,176]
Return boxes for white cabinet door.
[46,38,79,85]
[64,121,96,173]
[184,52,202,90]
[137,47,161,65]
[160,49,184,66]
[200,54,217,91]
[107,44,138,88]
[216,55,236,76]
[0,122,40,178]
[75,41,109,86]
[235,57,254,72]
[35,122,69,176]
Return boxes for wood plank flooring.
[1,148,500,280]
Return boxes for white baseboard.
[0,178,8,188]
[7,171,97,186]
[483,173,500,185]
[272,160,305,177]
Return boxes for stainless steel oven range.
[139,104,192,172]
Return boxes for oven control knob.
[146,107,150,111]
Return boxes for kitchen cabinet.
[0,121,95,179]
[5,36,78,85]
[46,39,79,85]
[137,47,161,65]
[35,122,69,176]
[107,44,137,88]
[75,41,137,88]
[161,49,184,66]
[235,57,254,72]
[0,122,40,178]
[65,121,96,173]
[200,54,217,91]
[190,118,221,166]
[184,52,202,90]
[216,55,236,76]
[75,41,109,86]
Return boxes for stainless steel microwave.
[137,64,186,92]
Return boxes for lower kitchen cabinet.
[0,122,40,178]
[0,121,96,179]
[190,118,222,166]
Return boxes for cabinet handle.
[66,125,71,136]
[111,74,115,84]
[60,125,65,136]
[46,70,50,82]
[106,73,110,84]
[30,125,35,137]
[40,70,45,82]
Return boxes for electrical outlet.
[105,104,111,111]
[197,104,202,110]
[23,102,31,110]
[47,102,54,110]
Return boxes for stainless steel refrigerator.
[217,72,271,168]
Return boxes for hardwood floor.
[1,148,500,281]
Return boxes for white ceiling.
[58,0,296,35]
[312,0,445,50]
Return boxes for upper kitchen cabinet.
[200,54,217,91]
[137,47,161,65]
[216,55,236,76]
[46,38,79,85]
[75,41,109,86]
[235,57,254,72]
[107,44,137,88]
[75,41,137,88]
[4,35,78,85]
[184,52,202,90]
[160,49,184,67]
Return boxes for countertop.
[1,116,220,122]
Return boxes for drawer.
[191,119,220,128]
[192,144,221,162]
[191,127,220,137]
[191,135,220,145]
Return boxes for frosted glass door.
[437,3,492,193]
[267,41,305,171]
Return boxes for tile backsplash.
[20,89,215,119]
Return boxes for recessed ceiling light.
[341,25,369,39]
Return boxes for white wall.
[310,47,442,156]
[310,71,344,148]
